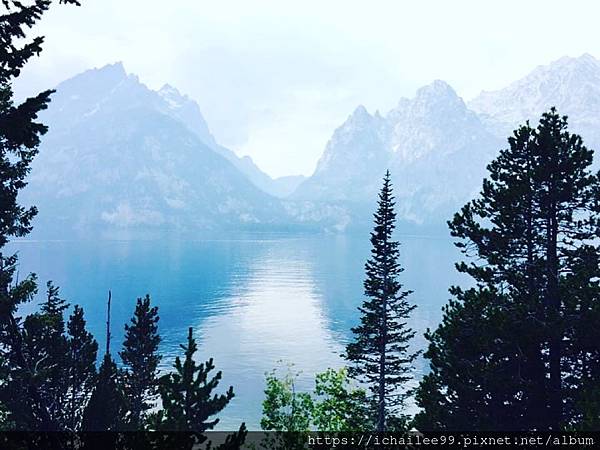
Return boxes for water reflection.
[8,234,466,429]
[190,244,346,428]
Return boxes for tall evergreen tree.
[0,0,81,431]
[150,327,246,448]
[415,109,600,431]
[120,294,161,429]
[65,305,98,431]
[345,171,419,432]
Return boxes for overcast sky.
[13,0,600,177]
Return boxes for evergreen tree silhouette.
[81,292,125,432]
[150,327,246,449]
[21,282,69,429]
[345,171,419,432]
[0,0,81,432]
[415,109,600,430]
[120,294,161,429]
[65,305,98,431]
[81,353,125,431]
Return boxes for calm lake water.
[8,233,466,429]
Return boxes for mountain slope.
[387,81,500,222]
[292,81,500,228]
[294,105,389,204]
[296,53,600,231]
[22,64,288,238]
[469,53,600,151]
[153,78,302,198]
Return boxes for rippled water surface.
[9,234,465,429]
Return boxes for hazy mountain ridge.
[293,54,600,230]
[469,53,600,152]
[23,54,600,236]
[52,62,302,199]
[154,76,306,198]
[294,105,389,203]
[23,64,292,237]
[292,80,501,228]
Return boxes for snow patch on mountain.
[469,53,600,150]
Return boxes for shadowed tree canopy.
[81,353,125,431]
[0,0,82,432]
[65,304,97,431]
[150,327,246,449]
[415,109,600,431]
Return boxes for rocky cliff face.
[293,54,600,230]
[469,53,600,152]
[293,80,499,228]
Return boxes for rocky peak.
[469,53,600,144]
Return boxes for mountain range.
[469,53,600,148]
[22,63,297,238]
[292,80,501,227]
[21,54,600,237]
[291,53,600,230]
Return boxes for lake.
[8,233,466,429]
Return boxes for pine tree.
[0,354,12,429]
[120,294,161,429]
[345,171,419,432]
[21,281,70,429]
[415,109,600,431]
[153,327,233,432]
[150,327,246,448]
[40,281,68,319]
[0,0,81,431]
[81,293,125,432]
[65,305,98,431]
[81,353,125,431]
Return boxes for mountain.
[295,55,600,230]
[153,80,304,198]
[295,105,389,203]
[269,175,307,198]
[386,81,500,222]
[469,53,600,151]
[23,55,600,236]
[156,83,217,147]
[22,63,289,238]
[292,80,501,228]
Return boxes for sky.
[13,0,600,178]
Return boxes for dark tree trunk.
[525,191,548,429]
[378,295,387,433]
[377,234,388,433]
[546,206,562,430]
